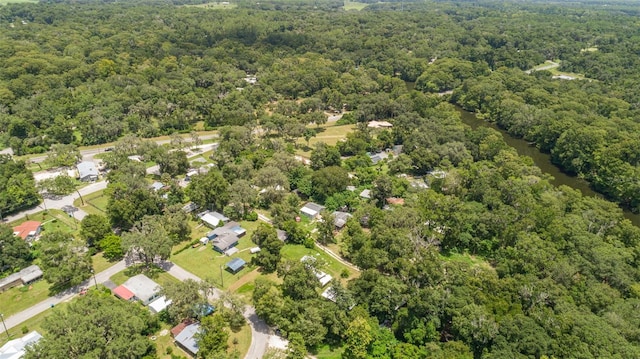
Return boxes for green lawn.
[109,268,179,288]
[312,343,344,358]
[0,280,51,318]
[92,252,117,273]
[8,209,77,236]
[75,189,108,216]
[296,124,355,158]
[343,0,368,10]
[281,244,359,282]
[172,221,261,290]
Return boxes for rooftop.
[113,285,135,301]
[77,161,98,177]
[123,274,160,303]
[0,265,43,290]
[12,221,41,240]
[0,331,42,359]
[174,323,201,356]
[226,258,246,272]
[148,296,172,314]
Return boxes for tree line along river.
[456,108,640,227]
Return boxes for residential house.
[226,258,246,274]
[206,221,246,253]
[0,331,42,359]
[0,265,43,292]
[200,211,230,228]
[77,161,98,182]
[368,152,388,164]
[332,211,352,229]
[113,274,161,305]
[12,221,41,242]
[300,202,325,219]
[150,182,164,192]
[300,255,332,287]
[172,321,201,357]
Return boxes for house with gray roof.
[77,161,98,182]
[301,202,325,219]
[332,211,352,229]
[0,265,43,292]
[174,323,201,357]
[120,274,161,305]
[207,222,246,253]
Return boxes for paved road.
[3,260,126,330]
[29,134,219,164]
[525,61,559,74]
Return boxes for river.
[456,108,640,227]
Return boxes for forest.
[2,0,640,358]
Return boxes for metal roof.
[226,258,246,272]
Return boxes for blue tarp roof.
[226,258,246,272]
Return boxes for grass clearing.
[295,123,355,157]
[281,244,359,282]
[75,189,108,215]
[228,322,252,357]
[92,252,117,273]
[312,343,344,358]
[0,280,51,318]
[343,0,368,10]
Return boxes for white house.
[0,331,42,359]
[77,161,98,182]
[300,202,325,219]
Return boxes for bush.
[166,347,173,355]
[244,211,258,221]
[21,326,29,334]
[340,269,350,278]
[336,112,356,125]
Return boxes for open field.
[295,123,355,157]
[0,280,51,319]
[281,244,359,281]
[343,0,368,10]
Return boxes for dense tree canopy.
[26,291,157,359]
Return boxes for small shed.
[226,258,246,274]
[199,237,209,246]
[250,247,261,254]
[148,296,172,314]
[301,202,325,219]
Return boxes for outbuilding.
[226,258,246,274]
